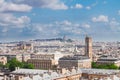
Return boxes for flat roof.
[59,55,90,60]
[11,69,48,75]
[80,68,120,75]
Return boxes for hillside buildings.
[0,36,120,80]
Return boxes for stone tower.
[85,36,92,59]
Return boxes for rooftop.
[80,68,120,75]
[59,55,90,60]
[12,68,120,75]
[11,69,48,75]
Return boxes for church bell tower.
[85,36,92,59]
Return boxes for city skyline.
[0,0,120,41]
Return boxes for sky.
[0,0,120,42]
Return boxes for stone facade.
[0,56,7,65]
[85,36,92,59]
[59,58,91,69]
[96,58,120,67]
[27,59,57,69]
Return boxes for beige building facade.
[59,57,91,69]
[27,52,63,69]
[0,54,30,62]
[27,59,57,69]
[0,56,7,65]
[96,58,120,67]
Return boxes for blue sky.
[0,0,120,41]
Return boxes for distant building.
[0,54,30,62]
[22,54,31,62]
[0,56,7,65]
[96,57,120,67]
[27,52,64,69]
[92,54,100,62]
[0,54,22,62]
[59,55,91,69]
[58,36,92,69]
[10,68,120,80]
[17,43,33,50]
[27,59,56,69]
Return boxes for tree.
[23,63,34,69]
[108,64,119,69]
[92,62,119,70]
[8,58,24,71]
[6,58,34,71]
[0,63,5,69]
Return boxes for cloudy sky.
[0,0,120,41]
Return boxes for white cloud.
[32,23,60,37]
[43,2,68,10]
[0,0,32,12]
[0,13,30,28]
[92,15,109,22]
[75,4,83,9]
[82,24,90,28]
[85,1,98,10]
[71,4,83,9]
[108,18,120,32]
[1,3,32,12]
[32,20,89,37]
[7,0,68,10]
[109,19,120,27]
[55,20,82,28]
[86,6,91,10]
[118,10,120,15]
[55,20,72,26]
[55,20,90,29]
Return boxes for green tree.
[0,63,5,69]
[8,58,24,71]
[108,64,119,69]
[92,62,119,70]
[6,58,34,71]
[23,63,34,69]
